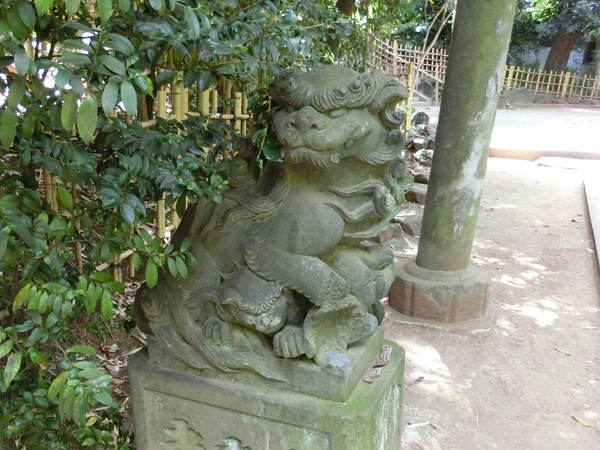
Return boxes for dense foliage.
[0,0,355,448]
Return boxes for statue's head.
[270,66,408,166]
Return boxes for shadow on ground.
[385,158,600,450]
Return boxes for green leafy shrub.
[0,0,355,447]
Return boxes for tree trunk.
[543,26,582,73]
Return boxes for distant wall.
[518,47,585,70]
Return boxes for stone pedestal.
[129,334,405,450]
[389,258,491,327]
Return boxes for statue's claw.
[273,326,305,358]
[203,317,233,342]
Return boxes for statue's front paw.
[273,326,305,358]
[204,317,233,342]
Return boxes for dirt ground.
[385,158,600,450]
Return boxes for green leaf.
[198,12,211,34]
[180,237,192,252]
[72,391,88,426]
[77,95,98,144]
[57,186,74,213]
[90,272,113,283]
[157,70,177,86]
[17,1,36,28]
[101,290,113,321]
[65,0,81,16]
[0,110,18,149]
[24,327,48,347]
[61,91,79,131]
[3,351,23,388]
[198,71,212,92]
[14,49,30,77]
[145,258,158,288]
[98,54,126,76]
[0,340,14,359]
[183,70,198,87]
[119,0,130,12]
[7,9,29,39]
[184,6,200,39]
[149,0,164,13]
[119,203,135,224]
[176,256,187,279]
[262,146,283,162]
[120,80,137,116]
[59,53,92,66]
[22,111,37,140]
[82,437,96,447]
[0,231,8,260]
[92,390,112,406]
[61,384,76,419]
[48,371,69,398]
[7,76,26,110]
[66,344,96,355]
[167,257,177,277]
[97,0,112,22]
[78,368,106,380]
[35,0,54,15]
[12,283,32,313]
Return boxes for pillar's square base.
[129,342,405,450]
[389,258,491,325]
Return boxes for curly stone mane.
[270,66,409,165]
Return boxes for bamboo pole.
[393,40,399,77]
[405,63,413,140]
[234,92,242,132]
[535,70,542,94]
[171,78,184,228]
[211,90,218,115]
[156,85,167,239]
[241,92,248,136]
[224,80,232,124]
[504,65,515,91]
[435,64,440,106]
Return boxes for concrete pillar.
[389,0,517,326]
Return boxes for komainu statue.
[136,66,411,381]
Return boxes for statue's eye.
[327,109,348,119]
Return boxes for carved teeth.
[345,139,355,149]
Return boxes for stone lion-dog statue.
[136,66,411,380]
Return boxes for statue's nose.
[287,107,327,132]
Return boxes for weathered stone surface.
[389,259,491,323]
[374,223,403,243]
[413,149,434,166]
[136,66,413,376]
[393,209,423,238]
[146,326,385,403]
[129,342,405,450]
[405,182,428,204]
[387,234,419,258]
[500,87,534,104]
[413,170,430,184]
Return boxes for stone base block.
[389,258,491,325]
[129,343,405,450]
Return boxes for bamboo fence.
[38,74,250,282]
[372,38,600,103]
